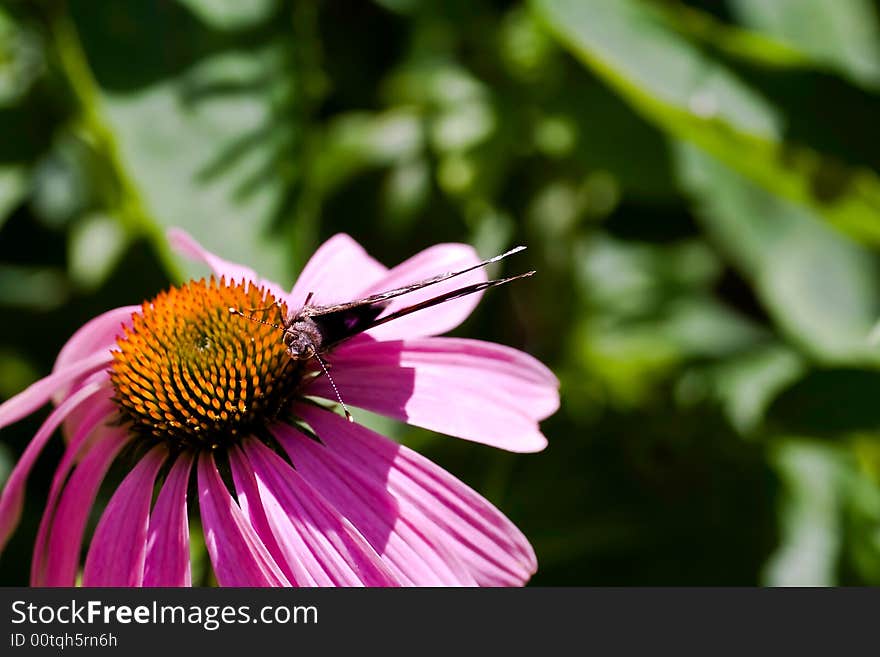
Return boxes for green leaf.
[177,0,278,31]
[0,8,44,108]
[101,46,293,284]
[731,0,880,90]
[654,2,810,70]
[677,144,880,363]
[573,233,767,407]
[531,0,880,247]
[68,213,129,290]
[704,345,804,436]
[763,439,844,586]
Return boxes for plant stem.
[49,8,184,282]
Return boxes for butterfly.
[230,245,533,420]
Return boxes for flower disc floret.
[110,277,300,448]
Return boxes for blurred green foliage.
[2,0,880,585]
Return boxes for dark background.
[2,0,880,585]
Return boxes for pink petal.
[333,336,558,419]
[241,438,400,587]
[35,428,129,586]
[143,453,194,587]
[364,243,487,340]
[168,228,288,301]
[197,452,290,587]
[82,445,168,586]
[228,446,306,585]
[30,395,116,584]
[50,307,135,440]
[310,338,550,452]
[0,380,109,551]
[0,351,111,432]
[55,370,112,442]
[298,405,537,586]
[52,305,138,394]
[275,423,476,586]
[289,233,387,308]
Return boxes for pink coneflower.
[0,230,558,586]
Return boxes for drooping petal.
[50,307,134,435]
[0,351,111,432]
[52,304,137,383]
[31,395,116,584]
[197,452,290,587]
[168,228,288,302]
[168,228,258,284]
[274,423,477,586]
[228,446,305,585]
[289,233,387,308]
[363,243,487,340]
[0,380,109,551]
[298,405,537,586]
[143,452,194,587]
[34,428,129,586]
[56,370,112,442]
[309,338,550,452]
[241,438,399,587]
[82,445,168,586]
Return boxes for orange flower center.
[110,278,302,448]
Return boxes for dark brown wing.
[302,245,526,318]
[308,301,390,349]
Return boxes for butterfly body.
[280,316,323,360]
[281,301,389,360]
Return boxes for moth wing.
[304,245,527,317]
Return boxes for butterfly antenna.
[313,353,353,422]
[228,308,285,332]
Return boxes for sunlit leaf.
[845,437,880,583]
[702,345,804,436]
[763,439,843,586]
[676,144,880,363]
[655,2,809,70]
[730,0,880,90]
[0,8,44,108]
[101,46,292,284]
[312,109,424,195]
[68,212,129,290]
[29,136,96,229]
[177,0,278,31]
[532,0,880,247]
